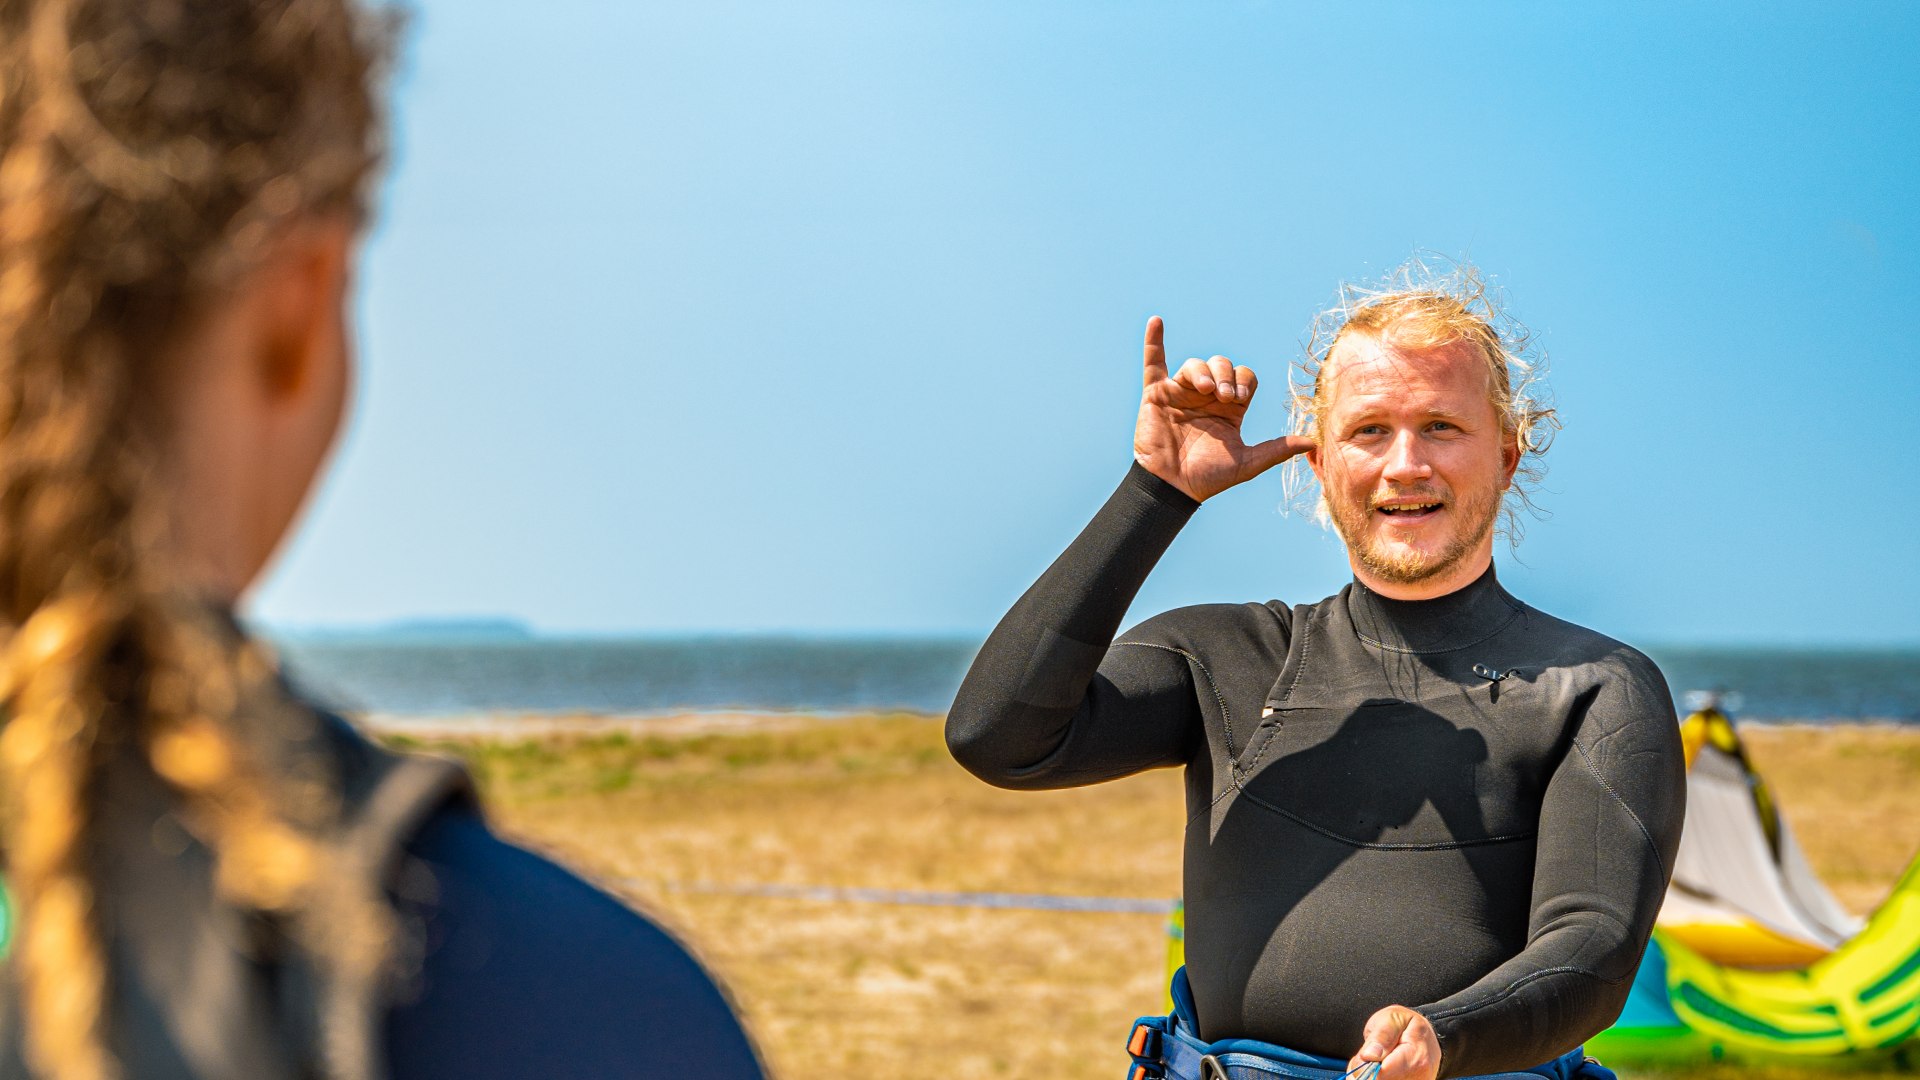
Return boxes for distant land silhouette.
[264,616,537,644]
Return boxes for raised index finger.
[1143,316,1167,387]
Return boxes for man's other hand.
[1133,316,1312,503]
[1348,1005,1441,1080]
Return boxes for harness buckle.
[1198,1055,1229,1080]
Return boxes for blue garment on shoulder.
[383,804,765,1080]
[1127,969,1614,1080]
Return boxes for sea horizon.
[265,627,1920,726]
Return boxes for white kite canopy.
[1657,707,1862,968]
[1596,706,1920,1061]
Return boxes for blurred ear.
[252,217,355,404]
[1499,432,1521,489]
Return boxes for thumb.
[1241,434,1316,478]
[1358,1006,1412,1059]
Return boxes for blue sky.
[252,1,1920,644]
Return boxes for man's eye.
[1429,421,1456,433]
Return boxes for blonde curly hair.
[0,1,398,1076]
[1283,256,1559,540]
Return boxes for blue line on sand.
[641,880,1176,915]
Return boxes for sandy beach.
[365,713,1920,1080]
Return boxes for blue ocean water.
[269,635,1920,724]
[273,636,980,716]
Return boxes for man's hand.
[1133,316,1312,503]
[1347,1005,1441,1080]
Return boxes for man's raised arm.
[944,318,1309,788]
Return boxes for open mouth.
[1374,501,1444,522]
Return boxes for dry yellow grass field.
[377,715,1920,1080]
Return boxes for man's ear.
[252,217,354,403]
[1500,433,1521,489]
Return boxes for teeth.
[1381,503,1438,513]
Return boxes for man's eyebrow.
[1338,398,1478,422]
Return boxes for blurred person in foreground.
[946,265,1685,1080]
[0,1,764,1077]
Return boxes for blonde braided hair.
[0,0,396,1076]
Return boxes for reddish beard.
[1327,480,1502,585]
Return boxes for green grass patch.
[375,712,949,803]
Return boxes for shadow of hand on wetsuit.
[1183,702,1528,1057]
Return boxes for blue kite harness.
[1125,969,1617,1080]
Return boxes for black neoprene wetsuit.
[946,465,1687,1079]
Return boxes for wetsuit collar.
[1344,562,1522,654]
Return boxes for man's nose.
[1381,429,1433,483]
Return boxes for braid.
[0,97,144,1080]
[0,0,394,1076]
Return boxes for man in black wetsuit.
[946,287,1686,1080]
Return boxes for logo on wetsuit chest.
[1261,664,1525,718]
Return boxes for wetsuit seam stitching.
[1231,786,1536,851]
[1282,615,1313,703]
[1111,641,1237,756]
[1351,604,1524,655]
[1243,721,1275,777]
[1244,617,1313,774]
[1421,965,1604,1022]
[1570,737,1661,861]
